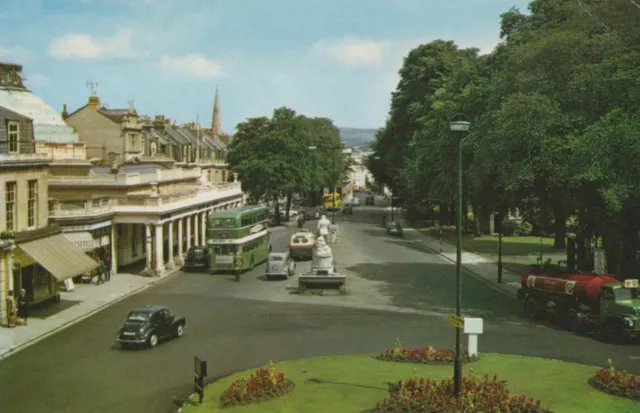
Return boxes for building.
[0,62,100,326]
[54,86,243,275]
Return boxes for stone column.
[110,224,119,275]
[200,213,207,246]
[176,218,184,265]
[145,224,153,271]
[194,214,200,246]
[154,223,165,273]
[186,216,192,251]
[166,220,175,269]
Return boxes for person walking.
[102,259,111,282]
[18,289,30,325]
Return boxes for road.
[1,198,638,413]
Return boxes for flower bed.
[376,339,480,364]
[588,359,640,401]
[373,373,553,413]
[219,361,295,408]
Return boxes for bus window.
[212,219,235,228]
[213,245,235,255]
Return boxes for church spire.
[211,85,222,134]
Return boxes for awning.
[63,232,95,252]
[17,234,100,281]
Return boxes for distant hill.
[338,127,377,149]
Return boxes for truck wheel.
[524,297,541,319]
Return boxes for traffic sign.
[447,314,464,329]
[624,279,639,288]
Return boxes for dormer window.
[7,121,19,153]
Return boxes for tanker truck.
[516,271,640,342]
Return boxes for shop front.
[13,226,100,306]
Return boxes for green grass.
[420,226,564,257]
[181,354,637,413]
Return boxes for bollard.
[439,228,443,253]
[463,318,483,357]
[498,232,503,283]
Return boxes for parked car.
[351,197,360,206]
[183,246,209,271]
[386,221,404,236]
[342,203,353,215]
[365,195,375,205]
[305,206,322,220]
[290,229,316,260]
[116,306,186,349]
[264,252,296,280]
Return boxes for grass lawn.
[181,354,637,413]
[419,227,564,257]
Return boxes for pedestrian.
[6,290,16,328]
[297,214,304,229]
[18,289,30,325]
[96,263,105,285]
[102,260,111,281]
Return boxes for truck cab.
[599,282,639,339]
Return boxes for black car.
[183,246,209,271]
[116,306,186,349]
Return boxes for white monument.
[312,235,334,274]
[317,215,330,239]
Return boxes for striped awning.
[63,231,95,252]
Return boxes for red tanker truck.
[516,270,640,342]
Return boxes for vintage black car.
[116,306,186,349]
[183,246,209,271]
[305,206,322,220]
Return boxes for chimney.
[88,93,100,110]
[62,104,69,119]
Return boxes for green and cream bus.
[207,205,271,274]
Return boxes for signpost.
[194,356,207,404]
[463,318,484,357]
[447,314,464,329]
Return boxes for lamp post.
[449,119,471,397]
[309,145,342,224]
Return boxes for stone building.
[0,62,99,326]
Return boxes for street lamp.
[449,119,471,397]
[308,145,342,224]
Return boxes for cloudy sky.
[0,0,530,131]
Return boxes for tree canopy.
[227,107,347,220]
[368,0,640,277]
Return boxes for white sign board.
[463,317,484,357]
[215,255,233,264]
[593,249,606,274]
[624,279,639,288]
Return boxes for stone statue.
[317,215,330,239]
[312,234,334,273]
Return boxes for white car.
[351,197,360,206]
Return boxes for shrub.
[500,219,519,236]
[516,221,533,236]
[219,361,294,407]
[377,339,480,364]
[374,373,553,412]
[589,359,640,400]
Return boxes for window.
[5,182,16,231]
[27,180,37,228]
[7,121,19,153]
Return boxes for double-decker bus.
[322,192,342,211]
[207,205,271,275]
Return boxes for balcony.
[0,152,52,163]
[49,182,243,218]
[48,167,203,186]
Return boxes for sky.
[0,0,531,132]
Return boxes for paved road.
[1,201,638,413]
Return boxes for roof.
[210,205,268,218]
[98,107,135,123]
[130,306,166,313]
[148,127,171,145]
[0,88,80,143]
[0,105,31,121]
[163,125,190,144]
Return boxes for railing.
[48,168,203,186]
[0,152,52,162]
[49,182,243,217]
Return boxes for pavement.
[1,194,639,413]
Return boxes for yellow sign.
[447,314,464,329]
[624,279,639,288]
